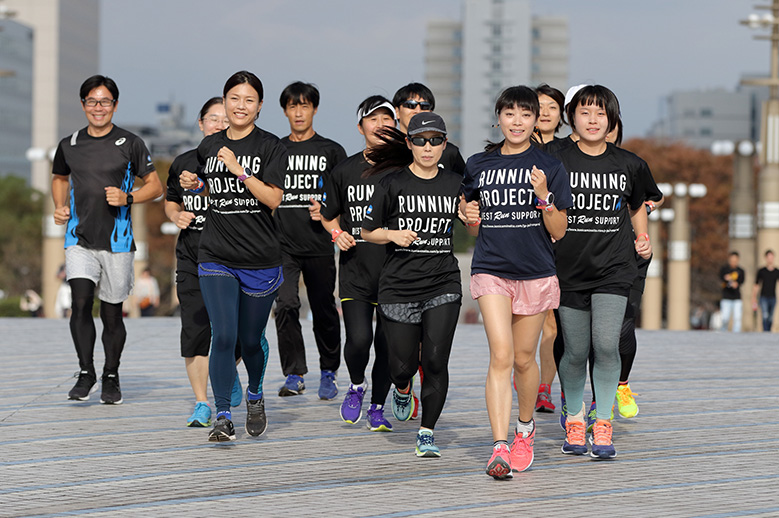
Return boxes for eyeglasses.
[202,115,230,125]
[82,98,116,108]
[401,100,432,110]
[409,136,445,147]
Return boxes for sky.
[100,0,770,155]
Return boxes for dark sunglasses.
[401,100,432,110]
[409,136,446,147]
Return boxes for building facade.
[425,0,569,158]
[648,87,767,149]
[0,17,32,179]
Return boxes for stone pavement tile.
[1,319,778,517]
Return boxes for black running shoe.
[100,373,123,405]
[208,416,236,442]
[68,370,97,401]
[246,396,267,437]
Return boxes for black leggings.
[381,301,460,430]
[342,300,391,406]
[69,278,126,375]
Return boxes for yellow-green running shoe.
[616,383,639,418]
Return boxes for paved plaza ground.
[1,317,778,517]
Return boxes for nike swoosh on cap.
[421,120,434,125]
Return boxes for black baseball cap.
[407,112,447,136]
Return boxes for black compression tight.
[381,302,460,430]
[342,300,391,405]
[69,278,126,375]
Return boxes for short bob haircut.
[80,75,119,102]
[223,70,264,101]
[392,82,436,110]
[535,83,565,130]
[279,81,320,109]
[484,86,540,152]
[494,85,539,117]
[566,84,620,135]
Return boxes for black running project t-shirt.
[167,149,210,275]
[52,125,156,252]
[462,146,573,280]
[277,134,346,256]
[195,126,287,269]
[551,143,646,292]
[362,167,462,303]
[440,142,466,176]
[320,152,386,301]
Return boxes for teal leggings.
[558,293,627,421]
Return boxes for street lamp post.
[742,2,779,294]
[642,202,674,330]
[667,183,708,330]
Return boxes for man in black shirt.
[52,75,163,404]
[752,249,779,331]
[275,82,346,399]
[719,251,745,332]
[392,83,465,175]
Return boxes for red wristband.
[331,229,343,242]
[635,233,650,242]
[466,217,481,227]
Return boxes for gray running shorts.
[65,245,135,304]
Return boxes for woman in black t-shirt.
[533,83,568,417]
[320,96,397,432]
[180,71,287,442]
[551,85,651,459]
[362,112,462,458]
[166,97,229,428]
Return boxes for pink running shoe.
[486,443,513,479]
[509,427,535,472]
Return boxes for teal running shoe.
[231,371,242,407]
[415,430,441,457]
[187,402,212,427]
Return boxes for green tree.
[0,175,43,296]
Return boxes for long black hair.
[363,127,412,177]
[223,70,264,101]
[485,86,540,153]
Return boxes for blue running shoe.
[319,370,338,400]
[231,371,242,407]
[279,374,305,396]
[366,404,393,432]
[586,401,597,433]
[559,392,568,431]
[340,383,366,424]
[187,401,212,427]
[589,419,617,459]
[415,430,441,457]
[391,383,416,422]
[561,419,588,455]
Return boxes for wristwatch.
[237,167,253,183]
[535,192,555,210]
[126,193,134,207]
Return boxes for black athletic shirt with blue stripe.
[52,125,155,253]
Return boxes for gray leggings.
[558,293,627,421]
